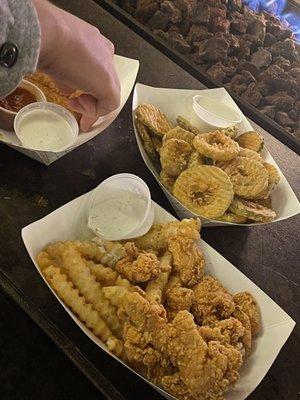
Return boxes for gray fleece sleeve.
[0,0,40,97]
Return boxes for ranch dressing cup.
[14,102,78,152]
[190,95,243,132]
[87,174,154,241]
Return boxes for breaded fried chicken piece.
[134,219,201,251]
[103,287,242,400]
[115,243,160,284]
[192,276,235,326]
[165,287,194,321]
[233,292,261,336]
[168,236,205,287]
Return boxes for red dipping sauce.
[0,87,36,113]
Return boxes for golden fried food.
[187,151,205,168]
[159,170,175,192]
[173,166,234,219]
[26,71,81,121]
[223,157,269,198]
[165,287,194,321]
[160,138,192,177]
[47,242,122,336]
[233,292,261,336]
[220,125,238,139]
[232,306,252,355]
[136,119,158,160]
[176,115,201,135]
[253,162,280,199]
[115,243,160,284]
[236,131,264,152]
[135,103,173,136]
[134,218,200,251]
[168,236,205,287]
[151,136,162,155]
[193,131,240,161]
[216,212,247,224]
[192,276,236,326]
[79,239,125,267]
[239,147,264,163]
[163,126,195,145]
[43,265,123,355]
[145,251,172,305]
[229,197,276,222]
[86,261,118,287]
[252,196,272,209]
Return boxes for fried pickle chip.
[163,126,195,145]
[239,148,264,163]
[187,151,205,168]
[176,115,201,135]
[220,125,238,139]
[229,198,276,222]
[193,131,240,161]
[236,131,264,152]
[159,171,176,192]
[216,212,247,224]
[252,162,280,199]
[173,165,234,218]
[160,138,192,177]
[135,103,173,136]
[252,196,272,209]
[152,136,162,155]
[223,157,268,198]
[136,119,158,160]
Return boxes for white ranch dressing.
[87,188,148,240]
[18,109,74,151]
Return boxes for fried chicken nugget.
[134,218,201,251]
[165,287,194,321]
[192,276,235,326]
[163,126,195,145]
[135,103,173,136]
[160,138,192,177]
[145,251,172,305]
[233,292,261,336]
[168,236,205,287]
[115,243,160,284]
[43,265,123,356]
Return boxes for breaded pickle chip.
[253,162,280,199]
[220,125,238,139]
[159,170,175,192]
[176,115,201,135]
[163,126,195,145]
[187,151,205,168]
[136,119,158,160]
[216,212,247,224]
[135,103,173,136]
[236,131,264,152]
[229,198,276,222]
[160,138,192,177]
[173,165,234,218]
[239,148,264,163]
[193,131,240,161]
[223,157,268,198]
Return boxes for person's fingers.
[52,78,75,96]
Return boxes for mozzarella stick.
[145,251,172,304]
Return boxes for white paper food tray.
[132,83,300,227]
[22,187,295,400]
[0,55,139,165]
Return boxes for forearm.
[0,0,40,97]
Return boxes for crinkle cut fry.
[86,260,118,286]
[43,265,123,356]
[145,251,172,304]
[58,243,123,337]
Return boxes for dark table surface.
[0,1,299,399]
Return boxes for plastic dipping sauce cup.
[87,174,155,241]
[14,102,79,152]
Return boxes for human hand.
[33,0,120,131]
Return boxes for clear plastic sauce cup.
[87,174,154,241]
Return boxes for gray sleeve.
[0,0,41,97]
